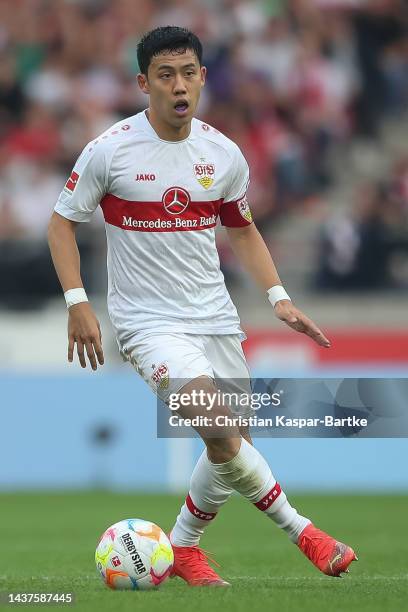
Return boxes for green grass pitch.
[1,492,407,611]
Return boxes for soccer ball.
[95,519,174,590]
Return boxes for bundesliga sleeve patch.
[64,171,80,193]
[219,193,253,227]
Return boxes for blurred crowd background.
[1,0,408,308]
[1,1,407,495]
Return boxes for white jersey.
[54,110,253,351]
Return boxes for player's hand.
[274,300,331,348]
[67,302,105,370]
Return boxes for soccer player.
[48,26,357,586]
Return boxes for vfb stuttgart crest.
[151,363,170,390]
[238,194,253,223]
[194,163,215,190]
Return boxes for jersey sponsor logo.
[100,194,221,233]
[237,194,252,223]
[151,363,169,390]
[64,171,79,193]
[135,173,156,181]
[121,214,217,230]
[162,187,190,214]
[194,163,215,190]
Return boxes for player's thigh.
[204,334,251,380]
[123,333,213,403]
[204,334,254,443]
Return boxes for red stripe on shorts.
[186,494,217,521]
[254,483,282,511]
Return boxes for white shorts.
[120,333,253,417]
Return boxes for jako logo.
[135,174,156,181]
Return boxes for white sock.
[210,438,310,543]
[170,449,233,547]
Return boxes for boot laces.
[300,529,331,565]
[177,546,222,581]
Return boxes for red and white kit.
[55,110,253,400]
[55,110,357,578]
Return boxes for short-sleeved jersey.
[55,110,253,351]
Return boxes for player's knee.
[239,424,253,445]
[205,436,241,463]
[176,375,242,460]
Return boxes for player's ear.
[200,66,207,87]
[137,73,150,95]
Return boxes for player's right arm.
[48,212,104,370]
[48,140,109,370]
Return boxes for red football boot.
[171,543,230,587]
[298,523,358,577]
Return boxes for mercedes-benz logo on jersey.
[162,187,190,215]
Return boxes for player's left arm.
[225,223,330,348]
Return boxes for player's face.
[137,49,206,130]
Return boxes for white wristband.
[64,288,88,309]
[267,285,291,307]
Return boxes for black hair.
[137,26,203,75]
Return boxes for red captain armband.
[219,193,253,227]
